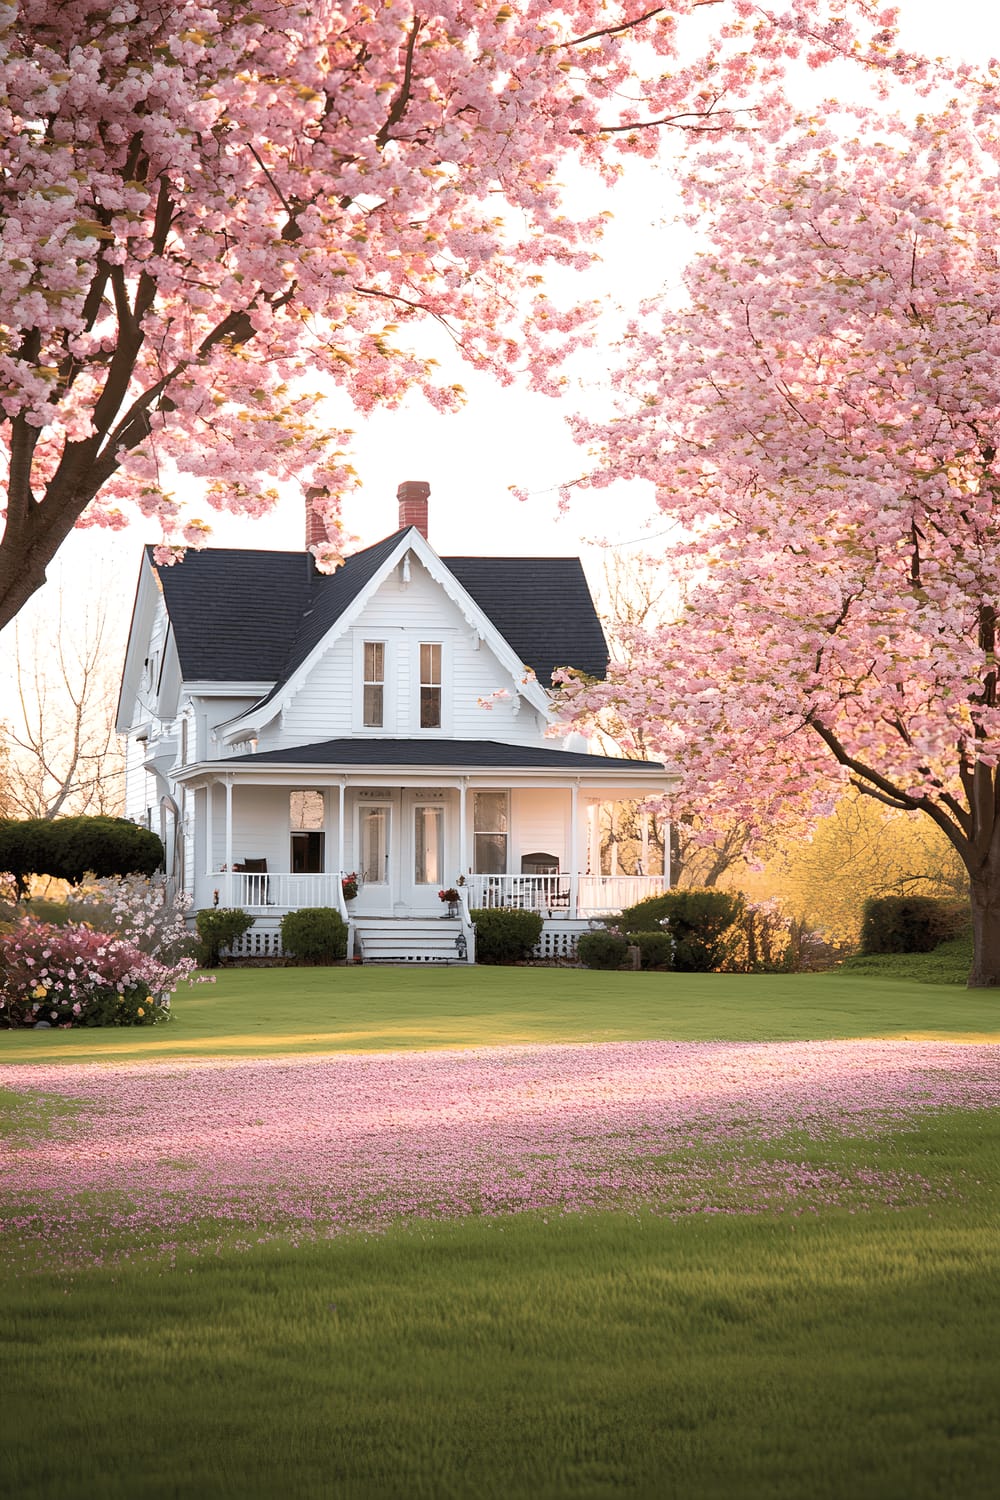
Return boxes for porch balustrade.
[212,870,665,919]
[217,870,344,914]
[465,872,666,918]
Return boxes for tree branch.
[376,16,424,148]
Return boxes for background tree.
[561,95,1000,985]
[4,589,124,819]
[736,789,968,948]
[583,547,753,884]
[0,1,909,629]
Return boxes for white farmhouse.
[117,482,672,962]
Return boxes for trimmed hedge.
[860,896,970,955]
[470,907,543,964]
[576,930,628,970]
[280,907,348,964]
[195,908,254,967]
[624,930,674,970]
[0,816,163,896]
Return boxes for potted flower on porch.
[438,887,460,917]
[342,872,359,902]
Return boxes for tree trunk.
[967,866,1000,987]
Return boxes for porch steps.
[354,917,471,965]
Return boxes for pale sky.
[2,0,998,710]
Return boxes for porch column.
[205,782,214,875]
[458,777,468,878]
[338,779,346,878]
[224,778,234,905]
[587,800,600,876]
[569,781,579,918]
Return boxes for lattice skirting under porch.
[227,922,285,959]
[532,922,593,960]
[217,918,592,962]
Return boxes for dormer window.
[419,643,441,729]
[363,642,385,728]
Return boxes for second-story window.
[363,642,385,728]
[419,643,441,728]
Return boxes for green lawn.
[2,968,999,1499]
[2,964,997,1066]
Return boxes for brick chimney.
[397,479,430,539]
[305,485,328,551]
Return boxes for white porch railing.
[211,871,665,920]
[465,873,666,919]
[216,871,345,914]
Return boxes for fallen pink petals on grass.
[2,1039,998,1268]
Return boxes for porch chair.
[520,852,570,913]
[233,857,271,904]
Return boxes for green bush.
[617,893,675,932]
[470,907,543,964]
[860,896,970,955]
[280,907,348,964]
[0,816,163,897]
[195,908,254,968]
[576,929,629,970]
[624,931,674,970]
[617,889,744,973]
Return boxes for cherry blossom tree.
[0,0,908,629]
[560,96,1000,985]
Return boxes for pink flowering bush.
[0,918,161,1027]
[0,876,197,1028]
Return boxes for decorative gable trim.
[217,528,553,743]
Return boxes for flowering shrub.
[78,873,197,966]
[1,918,168,1027]
[0,875,198,1028]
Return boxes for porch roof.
[222,737,666,774]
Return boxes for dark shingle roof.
[446,556,608,684]
[154,532,608,689]
[226,738,663,771]
[152,546,311,680]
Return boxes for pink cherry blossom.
[0,1,927,628]
[562,93,1000,984]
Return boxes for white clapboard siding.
[510,788,571,868]
[270,553,550,748]
[210,785,290,873]
[123,737,155,825]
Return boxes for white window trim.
[353,634,394,734]
[412,638,450,734]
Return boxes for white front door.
[407,795,447,913]
[355,796,396,914]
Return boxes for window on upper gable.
[363,642,385,728]
[419,643,441,729]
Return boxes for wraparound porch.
[174,738,673,953]
[210,868,669,922]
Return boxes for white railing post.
[569,782,579,919]
[224,780,233,906]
